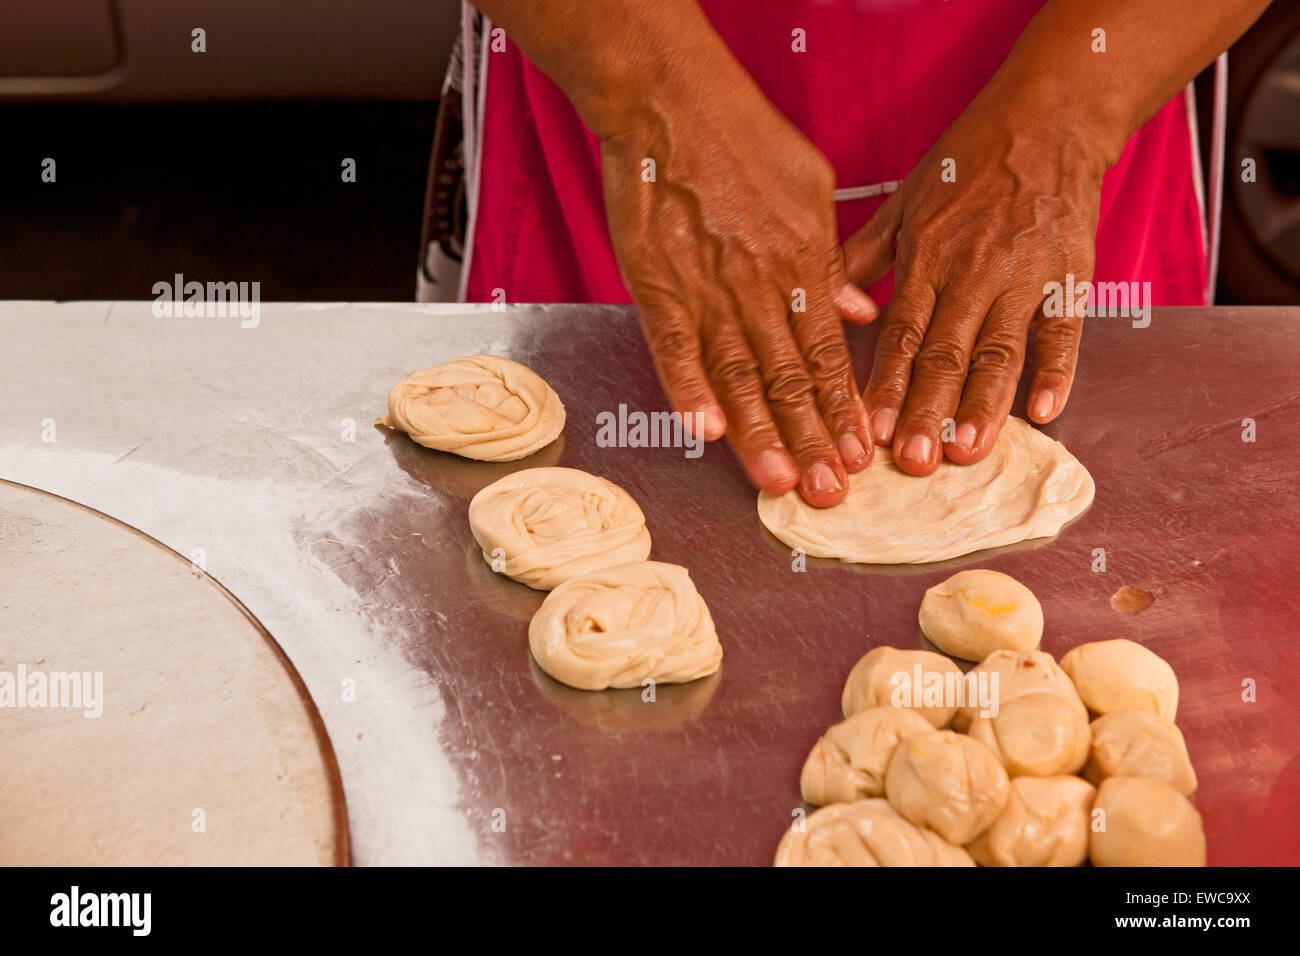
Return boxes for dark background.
[0,1,1297,305]
[0,101,436,301]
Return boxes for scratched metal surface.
[0,301,1297,866]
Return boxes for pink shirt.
[466,0,1206,307]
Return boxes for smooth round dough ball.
[884,730,1010,845]
[967,775,1096,867]
[1090,776,1206,867]
[841,646,965,728]
[918,569,1043,662]
[1060,638,1179,721]
[800,706,935,806]
[774,800,974,867]
[966,692,1091,777]
[1084,710,1198,795]
[954,649,1086,732]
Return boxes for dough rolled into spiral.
[528,561,722,691]
[380,354,564,461]
[773,800,975,867]
[469,467,651,590]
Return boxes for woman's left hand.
[839,101,1108,476]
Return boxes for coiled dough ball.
[1084,709,1198,795]
[884,730,1011,845]
[799,706,935,806]
[1060,638,1179,721]
[379,354,564,461]
[841,646,966,728]
[967,775,1095,867]
[774,800,974,867]
[918,569,1043,662]
[954,649,1086,732]
[1090,777,1206,867]
[468,467,651,590]
[527,561,721,691]
[966,692,1091,777]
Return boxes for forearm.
[977,0,1272,164]
[469,0,747,139]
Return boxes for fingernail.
[1030,392,1055,422]
[699,405,727,440]
[755,449,799,487]
[835,283,879,320]
[871,408,897,443]
[837,432,868,469]
[898,434,932,465]
[803,462,842,496]
[953,423,977,450]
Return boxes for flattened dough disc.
[0,480,347,865]
[758,417,1094,564]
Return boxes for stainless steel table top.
[1,301,1297,865]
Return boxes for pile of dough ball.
[392,356,722,693]
[379,354,565,461]
[776,568,1204,867]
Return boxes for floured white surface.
[758,417,1095,564]
[0,481,344,865]
[0,300,553,865]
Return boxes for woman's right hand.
[598,50,878,508]
[472,0,876,506]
